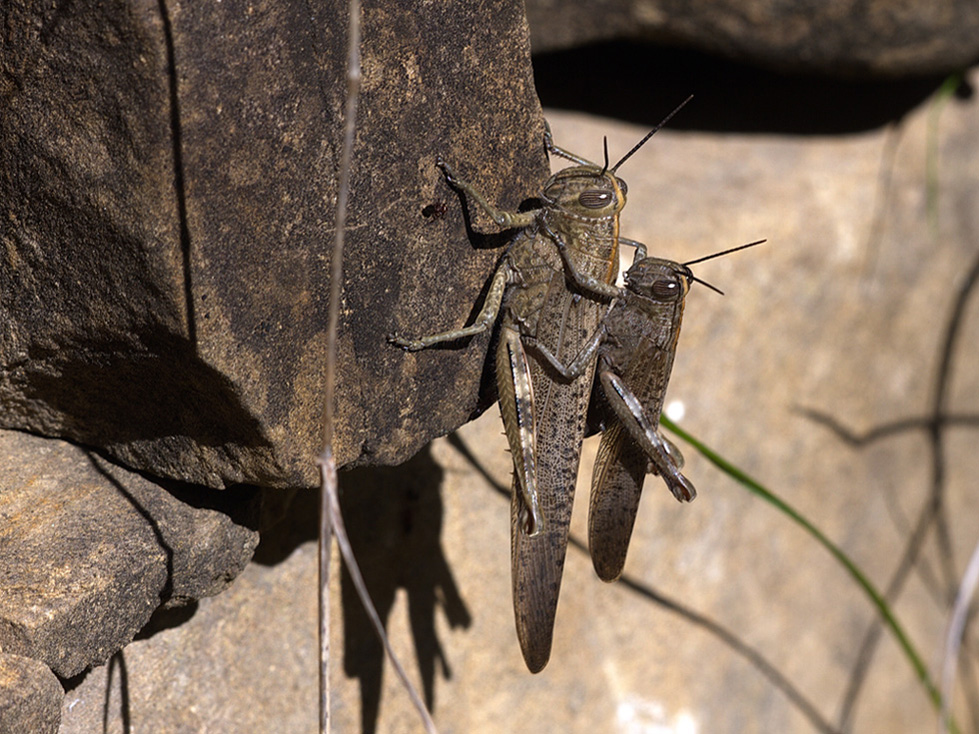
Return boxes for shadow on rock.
[251,445,471,733]
[339,447,472,734]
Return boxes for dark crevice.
[533,41,973,135]
[157,0,197,348]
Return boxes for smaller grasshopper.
[527,239,764,582]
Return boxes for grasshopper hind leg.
[496,327,543,535]
[599,370,696,503]
[589,368,696,582]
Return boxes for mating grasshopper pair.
[391,114,759,672]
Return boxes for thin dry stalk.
[321,462,439,733]
[317,0,361,729]
[318,0,438,731]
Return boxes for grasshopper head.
[625,258,691,303]
[540,166,627,220]
[539,98,694,222]
[626,239,766,299]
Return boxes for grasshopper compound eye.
[650,278,682,301]
[578,189,614,208]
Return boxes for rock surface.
[57,64,979,734]
[0,0,545,489]
[0,653,62,734]
[526,0,979,76]
[0,430,259,679]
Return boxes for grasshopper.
[390,105,689,672]
[534,240,764,582]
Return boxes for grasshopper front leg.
[620,237,647,263]
[437,158,538,230]
[540,220,623,300]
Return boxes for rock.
[0,430,259,678]
[526,0,979,77]
[0,0,546,489]
[0,653,62,734]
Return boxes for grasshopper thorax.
[540,165,628,221]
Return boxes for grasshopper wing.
[589,417,648,582]
[508,284,601,672]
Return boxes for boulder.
[0,0,546,490]
[0,430,259,678]
[526,0,979,76]
[0,653,62,734]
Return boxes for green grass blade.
[661,415,952,726]
[926,72,964,242]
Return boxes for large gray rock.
[0,0,545,489]
[0,653,62,734]
[526,0,979,76]
[0,430,259,678]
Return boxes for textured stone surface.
[526,0,979,76]
[59,503,321,734]
[56,67,979,733]
[0,0,545,489]
[0,653,62,734]
[0,430,259,678]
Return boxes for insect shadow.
[337,446,472,734]
[255,446,471,733]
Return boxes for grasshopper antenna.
[610,94,694,173]
[683,239,766,295]
[687,273,726,295]
[600,137,610,175]
[683,239,766,267]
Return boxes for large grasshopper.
[533,240,763,582]
[390,109,687,672]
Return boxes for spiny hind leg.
[598,369,696,502]
[497,326,543,536]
